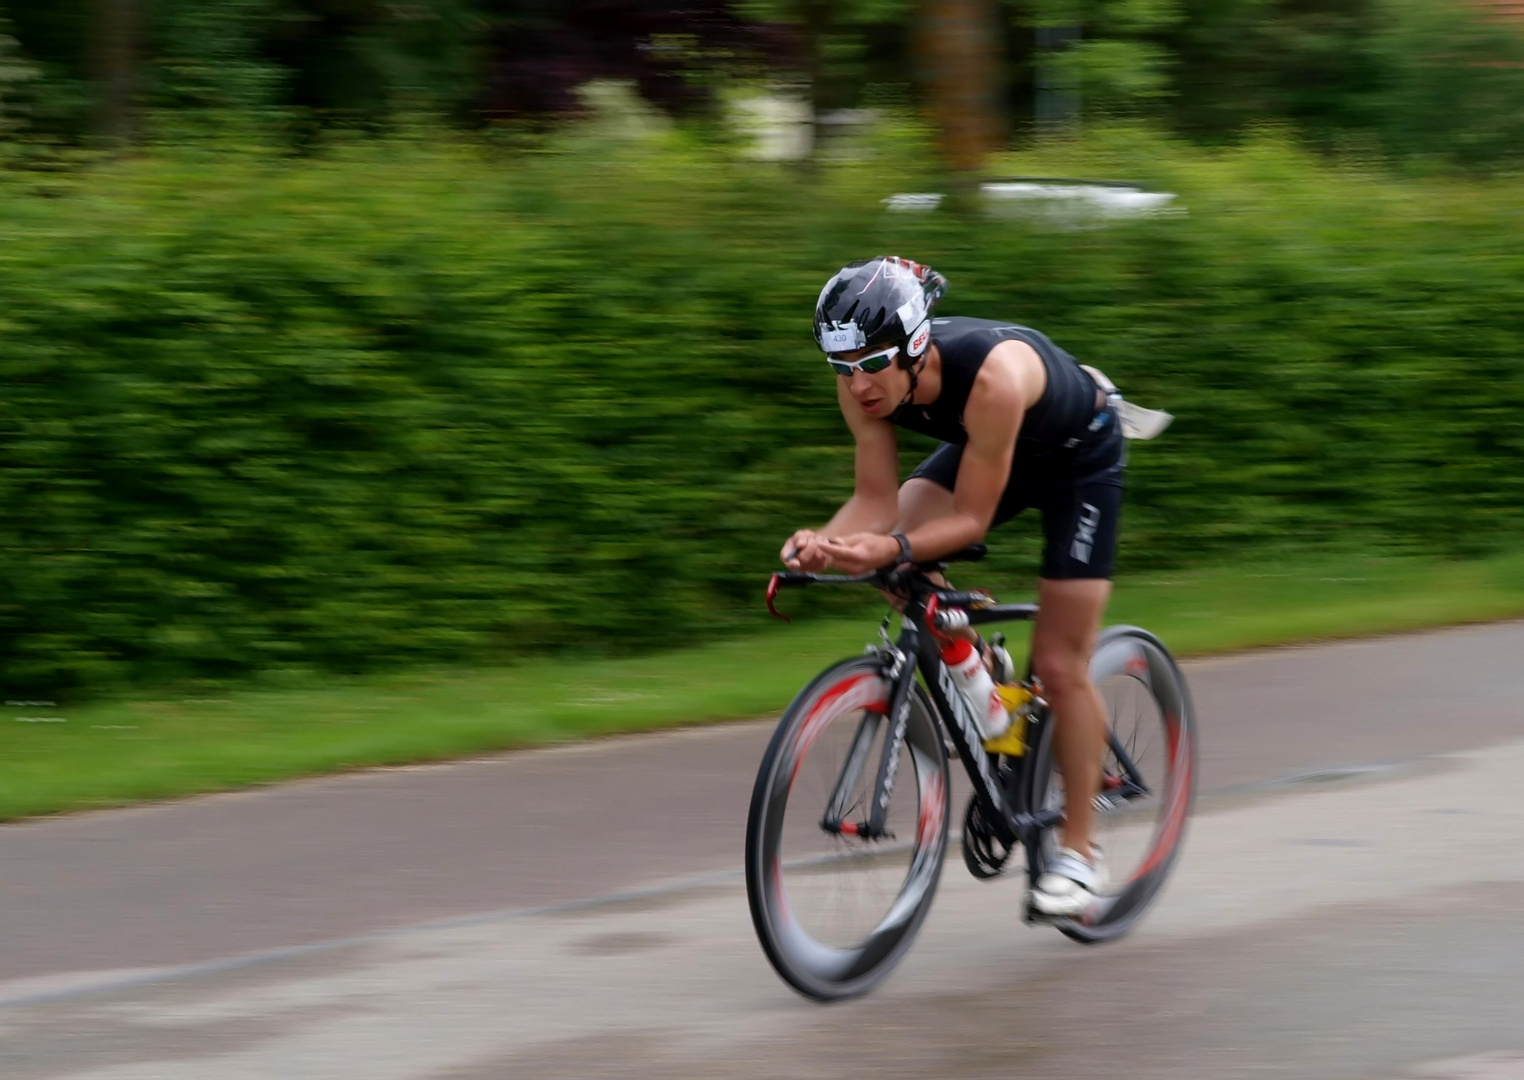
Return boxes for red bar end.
[766,574,791,622]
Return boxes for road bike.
[744,545,1197,1001]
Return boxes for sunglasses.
[827,343,900,377]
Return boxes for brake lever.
[766,573,790,622]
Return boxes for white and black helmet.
[813,256,948,365]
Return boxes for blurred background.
[6,7,1524,1074]
[1,0,1523,702]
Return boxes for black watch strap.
[890,531,913,566]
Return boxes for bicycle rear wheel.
[745,656,950,1001]
[1031,625,1196,943]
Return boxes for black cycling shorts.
[907,406,1126,580]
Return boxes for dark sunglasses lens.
[859,354,894,374]
[828,360,855,376]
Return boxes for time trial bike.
[744,545,1197,1001]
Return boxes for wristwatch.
[890,531,913,567]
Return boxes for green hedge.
[3,131,1523,694]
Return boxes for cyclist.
[780,256,1125,917]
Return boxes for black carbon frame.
[868,596,1052,850]
[767,564,1063,852]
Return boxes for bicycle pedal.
[1022,896,1066,927]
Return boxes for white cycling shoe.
[1030,845,1108,917]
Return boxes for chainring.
[961,795,1014,880]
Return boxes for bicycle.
[744,544,1197,1001]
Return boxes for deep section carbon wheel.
[745,656,950,1001]
[1030,626,1197,943]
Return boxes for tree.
[921,0,1002,169]
[90,0,140,144]
[479,1,779,120]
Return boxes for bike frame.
[768,561,1151,885]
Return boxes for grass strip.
[4,547,1524,823]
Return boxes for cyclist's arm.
[781,379,900,569]
[820,378,900,535]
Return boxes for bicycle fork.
[819,640,918,841]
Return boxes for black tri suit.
[893,317,1125,580]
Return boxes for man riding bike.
[779,256,1126,917]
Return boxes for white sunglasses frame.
[825,342,901,376]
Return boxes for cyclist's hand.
[818,533,899,575]
[781,530,830,572]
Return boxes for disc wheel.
[1030,626,1197,943]
[745,656,950,1001]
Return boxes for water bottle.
[940,638,1011,739]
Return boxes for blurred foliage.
[1167,0,1524,170]
[0,11,37,138]
[0,0,92,143]
[0,0,775,143]
[2,0,1523,169]
[2,127,1523,694]
[737,0,912,115]
[1368,0,1524,171]
[151,0,287,120]
[1035,0,1183,117]
[1166,0,1383,142]
[480,1,777,121]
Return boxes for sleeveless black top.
[888,317,1100,454]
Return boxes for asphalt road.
[3,621,1524,1078]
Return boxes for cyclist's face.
[833,346,905,417]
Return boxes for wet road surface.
[3,621,1524,1078]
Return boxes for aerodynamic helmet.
[813,256,948,366]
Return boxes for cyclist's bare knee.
[1032,577,1110,699]
[1031,648,1093,704]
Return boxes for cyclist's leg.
[896,444,961,538]
[895,478,957,535]
[1029,424,1125,911]
[1031,577,1111,860]
[890,449,1026,660]
[899,450,1033,682]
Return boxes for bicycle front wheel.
[745,656,950,1001]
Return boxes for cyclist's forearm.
[901,514,984,563]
